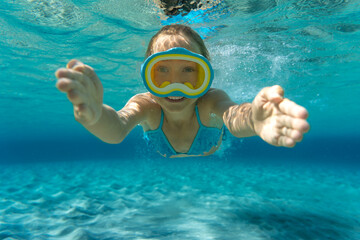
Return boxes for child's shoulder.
[126,92,161,131]
[197,88,231,127]
[126,92,161,115]
[198,88,231,108]
[127,92,158,105]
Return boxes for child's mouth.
[165,96,185,102]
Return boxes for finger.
[278,136,296,148]
[55,68,87,87]
[56,78,84,93]
[56,78,71,93]
[56,68,83,80]
[67,59,83,69]
[279,99,309,119]
[278,116,310,133]
[74,103,87,118]
[263,85,284,103]
[75,103,87,112]
[67,89,87,105]
[66,60,100,92]
[74,104,87,122]
[67,59,94,78]
[254,85,284,110]
[280,127,303,142]
[72,64,101,90]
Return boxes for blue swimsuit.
[144,105,224,157]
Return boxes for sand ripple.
[1,160,359,239]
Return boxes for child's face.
[150,35,202,113]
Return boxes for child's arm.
[82,96,149,144]
[208,86,310,147]
[55,60,149,144]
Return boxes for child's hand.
[252,85,310,147]
[55,60,103,126]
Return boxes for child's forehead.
[155,59,198,66]
[152,34,201,54]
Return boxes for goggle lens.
[150,60,205,90]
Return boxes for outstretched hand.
[252,85,310,147]
[55,60,103,126]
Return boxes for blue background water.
[0,0,359,239]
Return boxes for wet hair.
[145,24,210,60]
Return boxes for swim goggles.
[141,47,213,98]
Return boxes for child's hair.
[145,24,210,60]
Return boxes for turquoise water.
[1,0,360,239]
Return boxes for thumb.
[253,85,284,108]
[252,85,284,120]
[67,59,83,70]
[267,85,284,103]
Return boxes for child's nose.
[170,72,182,83]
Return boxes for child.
[55,24,309,158]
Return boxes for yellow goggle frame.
[141,47,213,98]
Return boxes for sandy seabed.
[1,158,359,240]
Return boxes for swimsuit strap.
[159,108,164,129]
[195,104,204,127]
